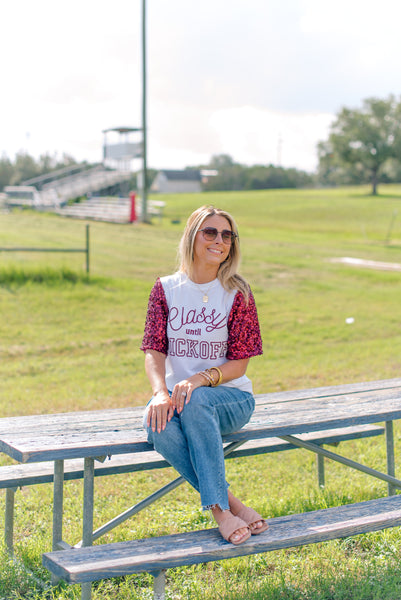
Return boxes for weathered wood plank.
[228,425,384,458]
[1,380,400,463]
[1,377,400,436]
[42,495,401,584]
[226,387,401,442]
[0,453,168,488]
[252,387,401,417]
[254,377,401,404]
[0,425,384,488]
[0,415,389,463]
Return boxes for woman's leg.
[144,409,201,492]
[179,386,254,510]
[145,387,254,509]
[144,388,257,543]
[145,412,250,543]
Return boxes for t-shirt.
[141,272,263,393]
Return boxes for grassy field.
[1,184,401,598]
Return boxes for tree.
[208,154,236,169]
[10,151,39,185]
[37,152,79,175]
[0,155,14,191]
[318,95,401,195]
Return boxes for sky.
[2,0,401,173]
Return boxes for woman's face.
[193,214,232,270]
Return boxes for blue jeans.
[144,386,255,511]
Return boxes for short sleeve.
[226,289,263,360]
[140,278,169,354]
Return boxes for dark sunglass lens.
[203,227,218,240]
[222,230,234,243]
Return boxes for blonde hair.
[178,205,250,303]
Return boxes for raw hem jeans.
[144,386,255,511]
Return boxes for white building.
[150,170,202,194]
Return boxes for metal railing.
[0,225,90,274]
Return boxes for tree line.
[0,152,83,191]
[194,154,314,191]
[0,151,312,194]
[2,95,401,196]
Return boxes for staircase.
[39,166,131,206]
[21,164,131,207]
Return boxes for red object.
[129,192,137,222]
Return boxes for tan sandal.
[235,506,269,535]
[218,514,251,545]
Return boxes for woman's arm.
[216,358,250,382]
[144,349,173,433]
[145,349,168,396]
[171,357,250,411]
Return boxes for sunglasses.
[199,227,238,244]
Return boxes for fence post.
[86,224,90,275]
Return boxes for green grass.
[1,185,401,598]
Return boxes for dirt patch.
[330,257,401,272]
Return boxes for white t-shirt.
[141,272,263,394]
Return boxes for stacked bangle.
[199,367,223,387]
[199,370,214,386]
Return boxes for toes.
[230,526,249,544]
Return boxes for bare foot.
[248,519,265,533]
[211,506,250,544]
[228,490,268,534]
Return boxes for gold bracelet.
[207,366,223,387]
[199,370,213,386]
[212,366,223,386]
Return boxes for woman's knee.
[181,388,216,427]
[145,419,175,450]
[187,387,214,408]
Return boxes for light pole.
[141,0,148,223]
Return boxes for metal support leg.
[86,475,184,544]
[279,434,401,490]
[152,570,166,600]
[386,421,396,496]
[53,460,64,549]
[317,454,325,488]
[52,460,64,585]
[5,487,16,555]
[4,487,49,590]
[81,457,95,600]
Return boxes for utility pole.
[141,0,148,222]
[277,133,282,166]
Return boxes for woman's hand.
[147,391,174,433]
[171,373,208,413]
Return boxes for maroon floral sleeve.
[140,278,169,354]
[226,289,263,359]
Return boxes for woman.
[141,205,267,545]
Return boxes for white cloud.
[300,0,401,36]
[1,0,401,173]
